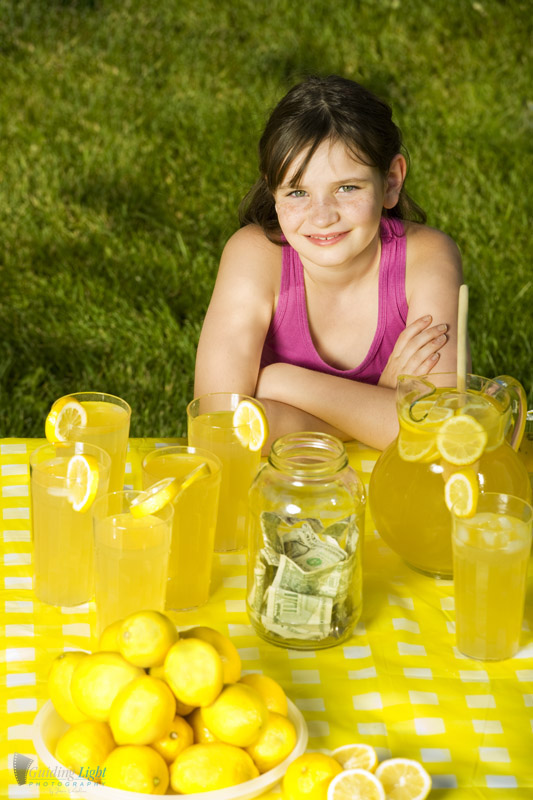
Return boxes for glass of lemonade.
[56,392,131,496]
[30,442,111,606]
[142,445,222,610]
[452,492,533,660]
[187,393,264,552]
[92,490,173,634]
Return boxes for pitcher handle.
[494,375,527,451]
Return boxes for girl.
[194,75,464,451]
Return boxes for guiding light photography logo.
[13,753,35,785]
[12,753,105,793]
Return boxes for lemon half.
[374,758,431,800]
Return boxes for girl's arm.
[194,226,277,397]
[256,226,465,450]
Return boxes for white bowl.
[33,699,308,799]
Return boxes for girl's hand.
[377,315,448,389]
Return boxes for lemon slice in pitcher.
[436,414,488,465]
[67,454,100,512]
[444,469,479,517]
[46,397,87,443]
[130,464,210,519]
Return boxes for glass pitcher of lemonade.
[369,373,531,578]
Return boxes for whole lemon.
[102,745,169,794]
[55,720,115,782]
[48,651,89,725]
[152,714,194,763]
[148,664,195,716]
[246,712,297,773]
[170,742,259,793]
[202,683,269,747]
[187,707,219,743]
[118,610,178,668]
[98,620,123,652]
[109,675,176,745]
[164,638,223,707]
[70,652,144,721]
[180,626,241,683]
[282,752,342,800]
[239,673,289,716]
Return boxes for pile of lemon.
[283,745,431,800]
[48,610,298,794]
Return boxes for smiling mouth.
[306,232,347,244]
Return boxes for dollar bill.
[261,585,333,640]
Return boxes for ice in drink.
[92,491,173,634]
[452,495,532,660]
[66,394,131,495]
[142,446,221,610]
[187,396,263,551]
[30,442,110,606]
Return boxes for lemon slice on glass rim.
[46,397,87,443]
[233,400,268,451]
[130,463,210,519]
[67,454,100,513]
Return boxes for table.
[2,437,533,799]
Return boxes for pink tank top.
[260,217,408,385]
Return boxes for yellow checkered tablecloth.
[2,437,533,799]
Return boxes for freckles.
[275,200,308,221]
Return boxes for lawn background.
[1,0,531,438]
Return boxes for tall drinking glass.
[452,492,533,660]
[187,393,263,551]
[56,392,131,496]
[92,490,173,634]
[30,442,111,606]
[142,445,222,610]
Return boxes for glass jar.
[246,432,365,650]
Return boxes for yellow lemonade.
[453,508,532,660]
[30,443,110,606]
[369,383,531,577]
[142,447,221,610]
[188,408,262,551]
[67,395,131,495]
[92,494,172,634]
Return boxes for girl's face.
[273,138,404,273]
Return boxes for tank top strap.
[379,217,408,323]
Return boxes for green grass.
[1,0,532,437]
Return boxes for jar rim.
[268,431,348,476]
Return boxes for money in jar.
[246,432,365,649]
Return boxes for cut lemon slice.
[444,468,479,517]
[233,400,268,451]
[332,743,378,773]
[130,464,210,519]
[436,414,488,465]
[375,758,431,800]
[45,397,87,443]
[67,454,100,513]
[327,768,386,800]
[398,429,438,463]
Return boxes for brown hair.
[239,75,426,243]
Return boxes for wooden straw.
[457,284,469,393]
